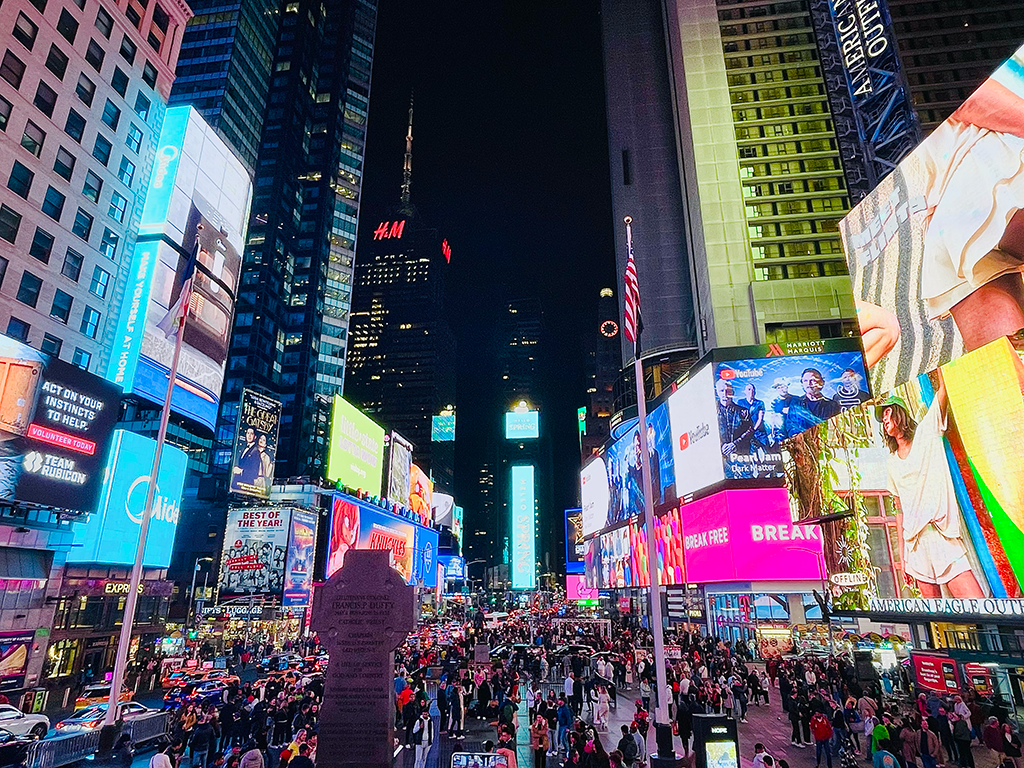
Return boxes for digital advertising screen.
[839,43,1024,395]
[409,464,433,526]
[453,504,463,545]
[219,507,290,597]
[713,339,870,478]
[69,430,187,568]
[325,493,438,587]
[580,455,611,538]
[106,106,252,432]
[431,414,455,442]
[565,508,585,574]
[566,573,598,602]
[438,555,465,580]
[282,509,317,607]
[229,388,281,499]
[510,465,537,590]
[681,488,824,584]
[326,395,385,494]
[505,409,539,440]
[0,632,34,693]
[0,335,121,513]
[386,431,413,507]
[668,364,724,498]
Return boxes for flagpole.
[102,241,193,731]
[625,216,673,758]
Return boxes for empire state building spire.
[399,91,414,213]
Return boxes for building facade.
[214,0,377,482]
[582,287,619,457]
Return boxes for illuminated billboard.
[219,507,290,598]
[840,43,1024,394]
[453,504,464,545]
[0,335,121,513]
[438,555,465,580]
[510,465,536,590]
[431,414,455,442]
[667,365,723,499]
[566,574,598,602]
[386,431,413,507]
[106,106,252,432]
[409,464,433,526]
[326,395,385,494]
[565,508,584,574]
[505,409,539,440]
[282,509,316,607]
[326,493,438,587]
[69,430,187,568]
[229,388,281,498]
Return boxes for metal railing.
[24,711,170,768]
[944,629,1024,658]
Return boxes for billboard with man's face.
[229,389,281,498]
[840,43,1024,395]
[107,107,252,432]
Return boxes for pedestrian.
[115,734,134,768]
[412,710,432,768]
[790,692,806,748]
[239,749,264,768]
[631,723,646,768]
[531,714,551,768]
[190,716,216,768]
[919,719,942,768]
[557,698,573,753]
[288,745,314,768]
[953,714,975,768]
[752,743,770,768]
[811,710,835,768]
[617,725,639,768]
[844,700,862,753]
[639,679,652,713]
[595,686,611,732]
[1003,724,1022,768]
[149,743,174,768]
[984,717,1005,759]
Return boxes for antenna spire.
[399,91,414,211]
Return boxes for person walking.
[952,714,975,768]
[412,710,432,768]
[531,714,551,768]
[811,710,835,768]
[189,716,216,768]
[617,725,639,768]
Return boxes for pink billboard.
[566,574,599,601]
[680,488,824,583]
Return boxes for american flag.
[623,217,641,348]
[156,231,200,339]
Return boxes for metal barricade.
[23,712,170,768]
[125,711,170,745]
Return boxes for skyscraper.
[582,288,619,457]
[168,0,279,174]
[345,98,456,491]
[215,0,377,481]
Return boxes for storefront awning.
[0,546,53,580]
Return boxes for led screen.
[229,388,281,498]
[505,410,539,440]
[0,335,121,512]
[326,493,438,587]
[326,395,385,494]
[107,106,252,431]
[282,509,317,607]
[219,507,290,597]
[0,632,34,693]
[69,430,187,568]
[840,43,1024,394]
[668,365,724,498]
[510,465,536,589]
[566,574,598,602]
[438,555,465,580]
[565,508,585,574]
[409,464,433,526]
[386,431,413,507]
[431,414,456,442]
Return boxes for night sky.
[356,0,617,559]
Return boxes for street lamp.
[187,557,213,632]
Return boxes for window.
[7,318,30,343]
[62,248,83,281]
[50,289,73,322]
[76,73,95,105]
[63,112,89,147]
[29,228,53,263]
[111,67,128,96]
[45,44,69,79]
[89,266,109,298]
[108,191,127,222]
[33,80,57,117]
[16,272,42,307]
[119,35,137,64]
[56,10,79,44]
[0,257,9,290]
[0,96,10,131]
[92,134,112,165]
[85,40,105,71]
[134,93,150,120]
[142,61,157,88]
[81,170,103,203]
[72,208,93,240]
[29,0,47,12]
[7,161,33,198]
[53,147,75,180]
[0,206,21,244]
[117,156,135,186]
[1,51,26,88]
[99,227,118,259]
[80,306,100,338]
[101,100,120,130]
[125,123,142,152]
[95,7,113,37]
[72,348,90,370]
[41,333,62,356]
[21,121,44,156]
[13,13,39,50]
[42,187,65,221]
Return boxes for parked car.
[257,653,303,672]
[195,670,239,687]
[186,681,228,707]
[74,684,133,711]
[0,705,48,739]
[160,669,199,689]
[0,728,33,768]
[55,702,152,733]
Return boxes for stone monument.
[311,549,416,768]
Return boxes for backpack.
[621,735,639,762]
[811,713,834,741]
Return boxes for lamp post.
[187,557,213,633]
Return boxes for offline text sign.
[312,549,415,768]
